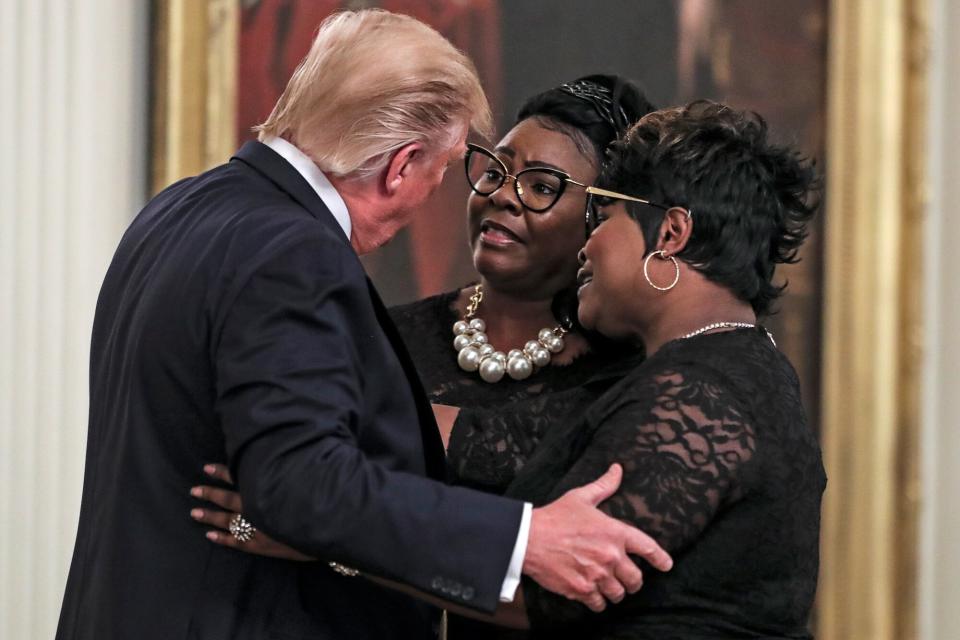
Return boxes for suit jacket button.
[462,587,475,601]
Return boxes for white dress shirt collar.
[261,136,351,240]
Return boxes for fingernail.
[190,509,203,519]
[206,531,218,541]
[204,464,216,475]
[190,486,202,498]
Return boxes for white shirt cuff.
[498,502,532,602]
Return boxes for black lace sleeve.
[522,361,758,630]
[447,385,601,492]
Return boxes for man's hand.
[522,464,672,612]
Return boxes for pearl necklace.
[453,284,567,383]
[681,321,776,346]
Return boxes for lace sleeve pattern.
[523,361,757,629]
[447,385,603,492]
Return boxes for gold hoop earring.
[643,250,680,291]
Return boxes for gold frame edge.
[818,1,926,638]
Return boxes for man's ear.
[383,142,424,195]
[658,207,694,257]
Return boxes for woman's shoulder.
[604,328,787,405]
[645,326,786,375]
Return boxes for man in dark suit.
[56,10,670,640]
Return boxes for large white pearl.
[531,347,552,368]
[471,332,489,345]
[457,346,481,372]
[453,320,470,336]
[538,328,555,342]
[453,334,473,351]
[544,335,565,353]
[507,355,533,380]
[491,351,507,363]
[507,349,524,360]
[469,318,486,332]
[524,340,541,355]
[478,343,495,357]
[479,357,505,383]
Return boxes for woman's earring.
[643,250,680,291]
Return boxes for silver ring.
[228,513,256,543]
[329,561,360,577]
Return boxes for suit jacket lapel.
[365,278,447,480]
[232,141,445,479]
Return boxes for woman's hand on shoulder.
[190,463,315,562]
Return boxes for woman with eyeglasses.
[490,100,824,638]
[387,74,653,414]
[390,74,656,639]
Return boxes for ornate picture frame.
[151,0,238,194]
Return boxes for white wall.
[0,1,149,638]
[921,0,960,637]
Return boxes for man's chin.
[352,221,405,255]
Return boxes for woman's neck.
[638,285,757,357]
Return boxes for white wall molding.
[0,2,148,637]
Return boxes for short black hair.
[516,74,656,167]
[600,100,820,316]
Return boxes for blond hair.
[256,9,492,178]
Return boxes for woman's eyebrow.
[523,158,566,172]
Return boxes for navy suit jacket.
[56,141,524,640]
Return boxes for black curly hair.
[516,74,656,167]
[598,100,820,316]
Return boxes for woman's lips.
[479,220,523,246]
[576,267,593,295]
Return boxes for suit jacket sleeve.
[213,229,524,614]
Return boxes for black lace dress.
[392,294,825,639]
[471,327,824,639]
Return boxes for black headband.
[558,80,631,135]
